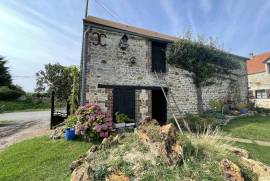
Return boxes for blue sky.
[0,0,270,92]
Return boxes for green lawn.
[0,100,50,113]
[222,115,270,141]
[0,136,92,181]
[234,142,270,166]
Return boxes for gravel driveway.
[0,111,50,150]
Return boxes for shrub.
[202,110,226,120]
[0,85,25,100]
[115,113,129,123]
[254,107,270,114]
[75,103,113,139]
[185,113,219,133]
[237,103,248,110]
[65,115,77,128]
[208,99,224,112]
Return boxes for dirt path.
[0,111,50,150]
[223,136,270,147]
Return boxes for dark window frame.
[151,41,167,73]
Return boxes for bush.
[0,85,25,100]
[75,103,113,139]
[185,113,219,132]
[237,103,248,110]
[202,110,226,120]
[115,113,129,123]
[208,99,224,112]
[65,115,77,128]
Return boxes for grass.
[234,142,270,166]
[0,136,92,181]
[222,115,270,141]
[0,100,50,113]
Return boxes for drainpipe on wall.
[80,26,91,105]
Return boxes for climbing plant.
[68,66,80,114]
[166,36,240,112]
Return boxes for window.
[151,41,166,73]
[255,90,267,99]
[267,63,270,74]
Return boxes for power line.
[13,75,35,78]
[93,0,128,24]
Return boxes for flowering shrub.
[75,103,113,139]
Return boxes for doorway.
[113,87,135,122]
[152,89,167,125]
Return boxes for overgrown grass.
[234,142,270,166]
[222,115,270,141]
[0,136,92,181]
[0,100,50,113]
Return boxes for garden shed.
[80,16,248,124]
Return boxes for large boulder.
[70,163,94,181]
[241,157,270,181]
[136,117,182,165]
[226,146,249,158]
[220,159,244,181]
[105,171,129,181]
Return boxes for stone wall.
[82,24,248,121]
[248,72,270,108]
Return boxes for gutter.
[80,25,91,105]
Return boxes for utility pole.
[85,0,89,18]
[81,0,90,105]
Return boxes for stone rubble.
[220,159,244,181]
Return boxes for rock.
[241,157,270,181]
[70,159,84,172]
[49,126,65,140]
[105,171,129,181]
[99,134,125,150]
[227,146,249,158]
[136,118,182,165]
[70,163,94,181]
[220,159,244,181]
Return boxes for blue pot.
[65,128,75,141]
[240,108,248,114]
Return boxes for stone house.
[247,52,270,108]
[80,16,248,124]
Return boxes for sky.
[0,0,270,92]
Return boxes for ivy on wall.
[166,36,240,112]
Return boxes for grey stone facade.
[81,23,248,122]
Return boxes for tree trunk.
[196,85,204,113]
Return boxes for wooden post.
[50,91,55,129]
[84,0,89,18]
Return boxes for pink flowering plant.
[75,103,113,139]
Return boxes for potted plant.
[238,103,248,114]
[115,113,128,128]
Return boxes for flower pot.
[65,128,75,141]
[125,123,135,127]
[114,123,125,128]
[240,108,248,114]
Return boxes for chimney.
[249,52,254,58]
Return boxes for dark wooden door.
[113,88,135,121]
[152,89,167,125]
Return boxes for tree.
[0,57,12,86]
[67,66,80,114]
[35,63,72,101]
[166,36,240,113]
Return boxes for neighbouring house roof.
[247,52,270,74]
[84,16,177,42]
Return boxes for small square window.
[255,90,267,99]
